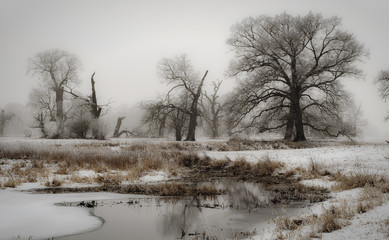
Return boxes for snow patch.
[0,189,135,240]
[140,171,167,182]
[77,169,97,178]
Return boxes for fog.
[0,0,388,139]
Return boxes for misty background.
[1,0,388,139]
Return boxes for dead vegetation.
[271,171,389,239]
[1,139,388,240]
[332,173,389,193]
[37,182,224,197]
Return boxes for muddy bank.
[35,177,329,206]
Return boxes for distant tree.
[142,91,190,141]
[376,70,389,121]
[377,70,389,101]
[142,100,172,138]
[168,92,190,141]
[28,87,55,137]
[65,72,109,139]
[158,54,208,141]
[200,80,224,138]
[66,72,104,119]
[227,12,368,141]
[0,109,13,136]
[112,117,133,138]
[28,49,82,137]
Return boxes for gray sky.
[1,0,388,138]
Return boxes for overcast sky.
[1,0,388,138]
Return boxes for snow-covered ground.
[206,143,389,240]
[0,186,139,240]
[206,144,389,178]
[0,138,388,239]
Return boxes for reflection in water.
[59,181,293,240]
[223,181,274,210]
[158,180,275,239]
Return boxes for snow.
[139,170,167,182]
[0,187,136,240]
[0,138,388,239]
[77,170,97,178]
[321,201,389,240]
[205,143,389,240]
[206,144,389,177]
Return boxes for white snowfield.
[0,138,388,240]
[206,144,389,178]
[0,188,137,240]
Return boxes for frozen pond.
[57,181,302,240]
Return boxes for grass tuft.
[45,178,62,187]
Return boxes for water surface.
[58,181,301,240]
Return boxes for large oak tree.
[227,12,368,141]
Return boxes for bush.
[69,119,90,138]
[45,178,62,187]
[178,153,200,168]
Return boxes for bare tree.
[142,100,172,137]
[28,87,56,137]
[377,70,389,121]
[112,117,133,138]
[29,87,56,121]
[142,91,190,141]
[158,54,208,141]
[200,80,224,138]
[377,70,389,101]
[28,49,82,136]
[0,109,13,136]
[227,12,368,141]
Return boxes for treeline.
[3,12,388,141]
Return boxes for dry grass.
[293,158,335,181]
[45,178,62,187]
[317,204,348,233]
[3,178,21,188]
[271,172,389,239]
[0,142,194,187]
[332,173,389,192]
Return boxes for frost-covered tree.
[227,12,368,141]
[158,54,208,141]
[376,70,389,121]
[200,80,224,138]
[28,49,82,136]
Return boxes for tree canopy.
[227,12,368,141]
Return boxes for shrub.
[178,153,200,168]
[332,173,383,192]
[319,206,343,233]
[45,178,62,187]
[253,157,284,177]
[69,119,90,139]
[3,178,20,188]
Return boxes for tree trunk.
[0,110,6,136]
[185,70,208,141]
[284,117,294,140]
[175,123,182,141]
[55,88,64,136]
[185,100,198,141]
[113,117,125,138]
[90,72,102,119]
[158,115,166,137]
[293,105,306,142]
[212,116,219,138]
